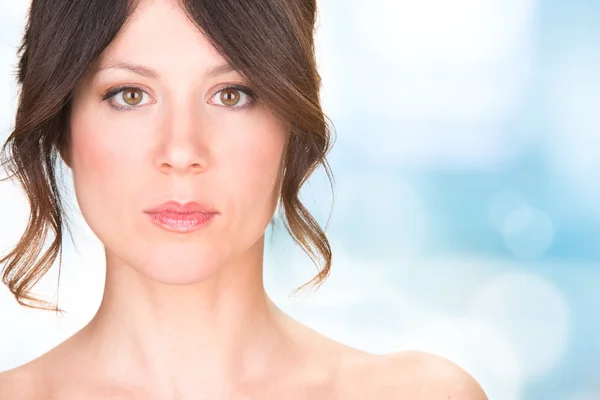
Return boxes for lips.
[144,201,218,233]
[144,200,218,215]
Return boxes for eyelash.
[100,84,258,112]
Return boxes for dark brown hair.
[0,0,335,311]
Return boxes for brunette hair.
[0,0,335,311]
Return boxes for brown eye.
[210,87,255,109]
[122,88,144,106]
[219,89,240,106]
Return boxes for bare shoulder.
[377,350,488,399]
[338,350,488,400]
[0,363,44,400]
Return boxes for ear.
[59,140,71,168]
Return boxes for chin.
[134,248,226,286]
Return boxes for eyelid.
[102,85,155,111]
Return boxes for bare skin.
[0,311,486,400]
[0,0,487,399]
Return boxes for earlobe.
[59,144,71,168]
[58,128,73,168]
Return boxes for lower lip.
[145,212,216,233]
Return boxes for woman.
[0,0,487,398]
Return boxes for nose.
[155,102,209,175]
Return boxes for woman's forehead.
[90,2,231,82]
[106,1,219,59]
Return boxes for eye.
[210,86,256,109]
[103,87,152,110]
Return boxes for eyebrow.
[93,61,236,79]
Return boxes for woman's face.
[68,0,288,284]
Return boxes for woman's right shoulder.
[0,363,46,400]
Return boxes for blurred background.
[1,0,599,398]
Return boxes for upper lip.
[144,201,218,214]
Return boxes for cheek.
[68,106,143,234]
[69,97,148,188]
[72,137,127,186]
[221,116,287,205]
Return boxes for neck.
[77,238,294,397]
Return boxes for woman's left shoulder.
[337,350,488,400]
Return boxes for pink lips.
[144,201,217,233]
